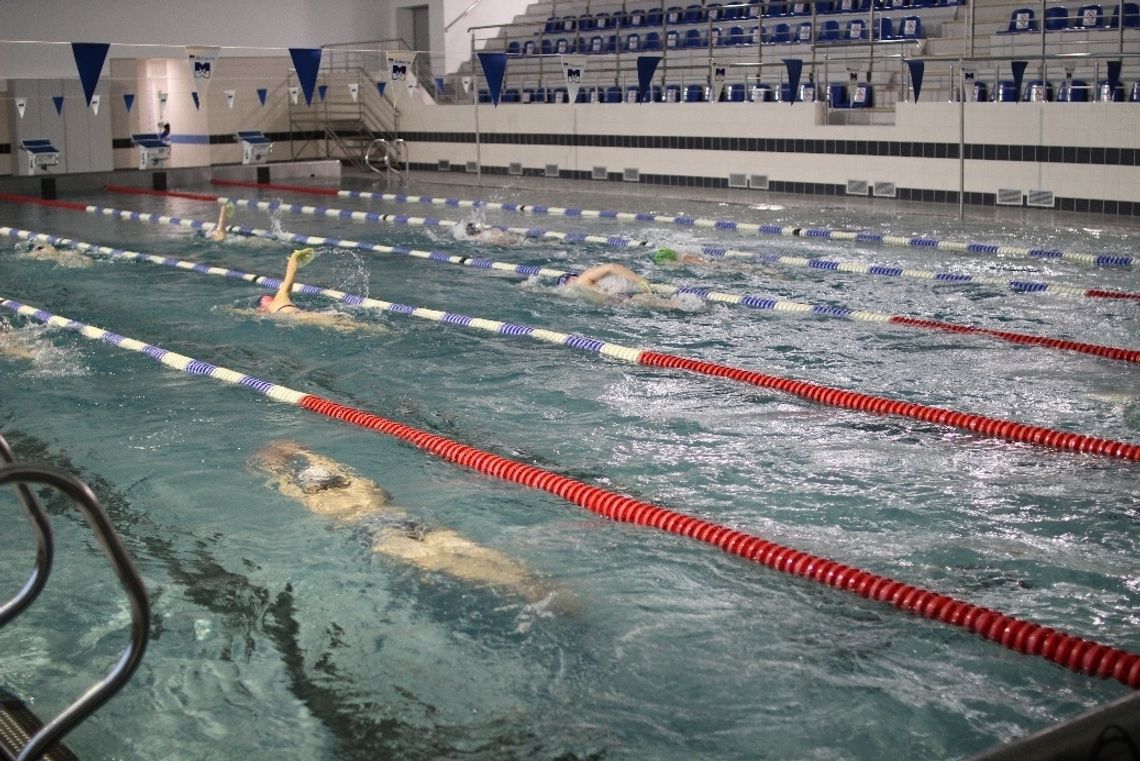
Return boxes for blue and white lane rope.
[209,179,1136,269]
[5,296,1140,691]
[204,197,1137,301]
[76,201,1140,302]
[6,226,1139,367]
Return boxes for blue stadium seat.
[835,0,871,10]
[875,16,894,38]
[575,87,595,103]
[684,28,706,46]
[684,84,706,101]
[577,13,596,32]
[507,41,521,55]
[846,18,868,39]
[1109,2,1140,26]
[645,7,664,25]
[503,88,521,103]
[684,3,706,23]
[1024,79,1053,101]
[595,11,615,29]
[588,35,605,53]
[897,16,924,38]
[605,34,620,51]
[818,19,841,41]
[625,86,641,103]
[523,40,536,55]
[707,3,726,21]
[786,2,812,15]
[544,17,563,34]
[626,32,643,50]
[541,39,554,55]
[1057,79,1090,101]
[1073,4,1104,27]
[964,80,989,101]
[555,38,571,53]
[994,80,1018,101]
[1044,6,1070,30]
[624,8,647,26]
[665,29,681,48]
[664,84,683,102]
[728,25,747,44]
[645,31,663,49]
[828,83,849,107]
[478,89,491,103]
[1131,81,1140,101]
[604,85,623,103]
[521,87,536,104]
[552,87,569,103]
[665,6,685,24]
[745,0,765,19]
[1006,8,1037,32]
[795,20,814,42]
[726,83,747,101]
[766,2,787,16]
[770,22,792,42]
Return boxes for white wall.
[0,0,392,79]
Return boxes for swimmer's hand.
[291,247,318,267]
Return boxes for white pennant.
[348,82,359,102]
[406,81,416,98]
[710,60,727,101]
[461,76,471,93]
[225,89,236,109]
[15,98,26,119]
[387,52,416,99]
[186,46,221,98]
[91,94,101,115]
[288,86,299,105]
[158,90,168,117]
[561,56,587,105]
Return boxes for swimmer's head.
[653,248,678,264]
[555,272,577,287]
[465,222,480,236]
[297,466,350,494]
[257,295,273,312]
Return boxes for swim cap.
[298,466,348,493]
[555,272,577,286]
[653,248,678,264]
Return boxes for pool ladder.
[0,433,149,761]
[365,138,409,184]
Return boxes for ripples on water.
[0,182,1136,760]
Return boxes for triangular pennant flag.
[53,96,65,115]
[906,59,925,102]
[71,42,110,107]
[348,83,359,102]
[225,89,235,109]
[1107,59,1122,84]
[562,56,587,104]
[15,98,26,119]
[257,88,268,106]
[783,58,803,104]
[123,93,135,113]
[288,86,299,105]
[186,46,221,98]
[477,52,508,107]
[406,81,416,98]
[376,81,387,97]
[288,47,322,106]
[709,60,727,102]
[91,93,101,115]
[636,56,661,103]
[191,91,200,110]
[1010,61,1028,102]
[318,84,327,101]
[461,76,471,93]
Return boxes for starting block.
[131,133,171,170]
[19,139,60,173]
[236,130,273,165]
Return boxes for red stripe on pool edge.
[211,178,340,196]
[637,350,1140,462]
[0,192,89,211]
[297,392,1140,689]
[889,315,1140,364]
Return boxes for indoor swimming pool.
[1,175,1137,760]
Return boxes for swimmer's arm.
[269,250,302,311]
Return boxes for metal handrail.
[0,436,52,629]
[0,451,150,761]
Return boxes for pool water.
[1,176,1137,760]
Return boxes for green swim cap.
[653,248,678,264]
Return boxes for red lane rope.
[889,316,1140,364]
[210,178,340,196]
[0,192,89,211]
[1086,289,1140,301]
[297,392,1140,689]
[103,184,219,202]
[637,351,1140,462]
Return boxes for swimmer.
[251,248,378,332]
[0,322,37,361]
[458,221,524,246]
[208,201,235,242]
[250,440,571,610]
[651,247,709,267]
[19,240,91,268]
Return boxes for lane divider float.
[5,225,1139,463]
[5,204,1140,364]
[208,178,1136,269]
[2,294,1138,690]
